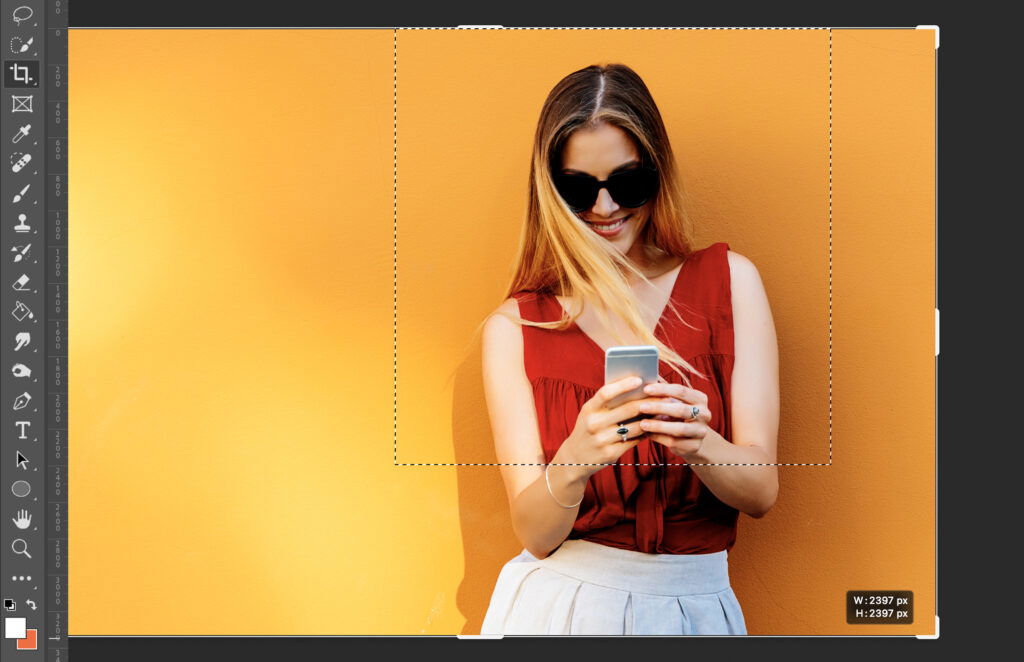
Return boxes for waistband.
[528,539,731,597]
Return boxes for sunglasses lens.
[553,174,597,211]
[607,168,659,208]
[553,168,659,211]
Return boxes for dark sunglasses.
[552,166,659,212]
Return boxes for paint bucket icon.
[11,301,33,321]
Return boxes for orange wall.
[70,29,934,635]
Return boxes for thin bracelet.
[544,464,584,509]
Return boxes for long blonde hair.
[489,63,704,384]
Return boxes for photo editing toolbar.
[2,1,67,658]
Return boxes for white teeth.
[589,216,628,231]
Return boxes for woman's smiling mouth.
[585,213,631,236]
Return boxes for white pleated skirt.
[481,539,746,636]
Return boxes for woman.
[479,63,779,635]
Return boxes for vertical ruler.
[45,1,68,659]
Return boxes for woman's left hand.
[636,382,713,460]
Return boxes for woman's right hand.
[554,375,667,476]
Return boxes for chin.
[610,236,635,253]
[610,227,641,253]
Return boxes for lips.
[585,214,631,237]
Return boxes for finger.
[599,395,676,430]
[592,375,644,410]
[645,433,700,457]
[646,433,675,447]
[638,419,705,439]
[642,382,709,405]
[636,399,712,424]
[602,420,647,445]
[611,434,645,459]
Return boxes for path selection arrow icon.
[16,451,27,469]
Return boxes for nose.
[590,186,619,216]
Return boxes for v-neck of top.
[551,258,687,357]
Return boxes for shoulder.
[725,250,772,315]
[486,297,523,327]
[726,249,761,283]
[685,242,762,291]
[482,298,524,355]
[481,298,531,387]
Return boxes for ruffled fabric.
[514,242,741,555]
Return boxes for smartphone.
[604,345,660,421]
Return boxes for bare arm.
[638,251,780,517]
[482,299,586,559]
[482,298,655,557]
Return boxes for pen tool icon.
[13,392,31,411]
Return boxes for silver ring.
[616,425,629,442]
[690,405,700,420]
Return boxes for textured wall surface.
[70,29,934,635]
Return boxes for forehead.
[560,123,639,177]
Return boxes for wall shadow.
[449,333,523,635]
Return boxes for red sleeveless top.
[513,242,739,554]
